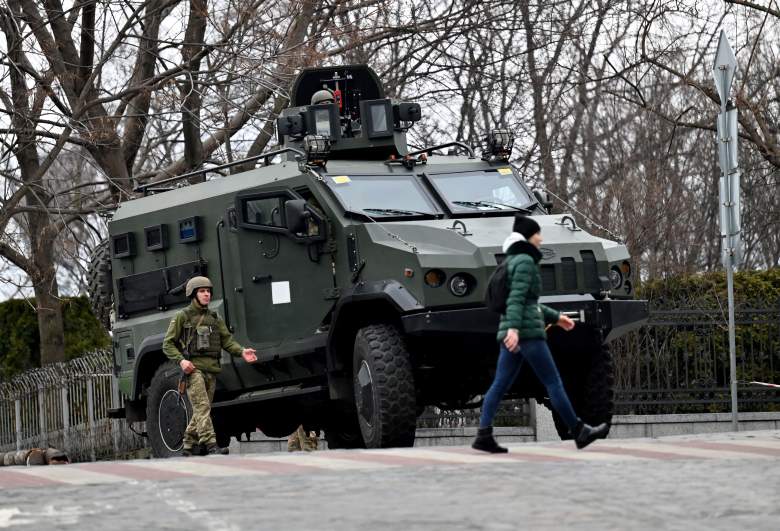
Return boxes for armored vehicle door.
[227,188,333,349]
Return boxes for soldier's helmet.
[185,276,213,298]
[311,88,335,105]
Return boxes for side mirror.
[533,190,553,214]
[395,102,421,123]
[277,114,305,137]
[285,199,310,235]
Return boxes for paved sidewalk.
[1,430,778,530]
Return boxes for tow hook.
[448,220,472,236]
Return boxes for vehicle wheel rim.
[159,389,189,452]
[356,360,374,427]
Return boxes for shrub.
[0,297,110,380]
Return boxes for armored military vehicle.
[93,65,647,456]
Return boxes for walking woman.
[473,215,609,453]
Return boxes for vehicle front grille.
[493,251,604,295]
[540,265,556,291]
[581,250,601,290]
[561,257,577,290]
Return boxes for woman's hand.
[557,315,576,331]
[503,328,520,352]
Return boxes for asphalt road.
[1,430,778,530]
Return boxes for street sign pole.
[726,260,737,431]
[713,30,740,431]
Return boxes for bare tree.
[1,0,492,363]
[2,0,778,367]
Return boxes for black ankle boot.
[472,427,508,453]
[205,443,229,455]
[572,420,609,449]
[182,443,201,457]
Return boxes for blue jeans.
[479,339,578,430]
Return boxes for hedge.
[0,297,110,380]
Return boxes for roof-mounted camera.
[482,129,515,162]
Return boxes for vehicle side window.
[242,196,287,228]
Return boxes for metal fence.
[0,351,145,462]
[417,400,531,429]
[612,308,780,414]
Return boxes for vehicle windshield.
[325,174,440,217]
[427,168,535,213]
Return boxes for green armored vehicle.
[94,65,648,456]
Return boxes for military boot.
[182,443,201,457]
[287,427,303,452]
[572,420,609,450]
[471,426,508,454]
[204,443,229,455]
[303,430,319,452]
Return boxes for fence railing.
[0,351,145,462]
[611,307,780,414]
[417,400,531,429]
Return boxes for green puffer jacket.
[496,238,560,343]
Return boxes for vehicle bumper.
[401,297,649,342]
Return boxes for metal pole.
[38,387,47,448]
[61,386,70,455]
[87,378,96,462]
[727,262,739,430]
[14,399,22,451]
[111,376,121,457]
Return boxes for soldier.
[163,276,257,456]
[311,88,335,106]
[287,425,320,452]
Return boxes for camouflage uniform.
[287,425,319,452]
[162,300,244,448]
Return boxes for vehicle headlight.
[620,260,632,278]
[424,269,446,288]
[609,267,623,289]
[449,274,472,297]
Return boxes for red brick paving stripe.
[0,469,66,489]
[202,456,328,475]
[501,451,575,463]
[670,441,780,457]
[428,447,573,463]
[587,446,690,460]
[311,451,452,467]
[75,461,194,481]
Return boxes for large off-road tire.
[352,324,417,448]
[324,402,365,449]
[87,240,113,330]
[146,362,192,458]
[549,331,614,440]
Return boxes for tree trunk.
[29,220,66,366]
[2,5,67,365]
[28,210,66,365]
[33,280,66,366]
